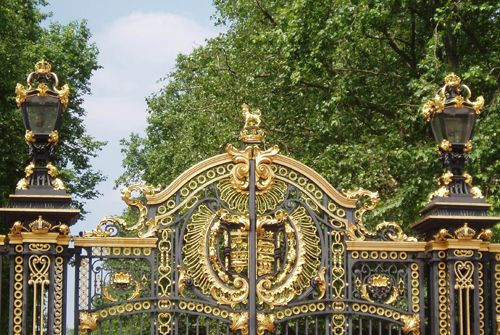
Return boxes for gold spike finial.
[239,103,264,144]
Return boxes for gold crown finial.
[34,59,52,74]
[444,73,461,87]
[239,103,264,144]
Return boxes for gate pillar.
[0,61,79,335]
[413,74,499,335]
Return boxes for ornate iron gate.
[1,68,499,335]
[72,106,426,335]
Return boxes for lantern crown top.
[34,59,52,75]
[15,60,69,108]
[422,73,484,122]
[239,103,264,144]
[444,73,461,87]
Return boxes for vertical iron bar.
[248,157,257,334]
[0,254,2,330]
[74,249,81,335]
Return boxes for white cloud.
[84,12,217,137]
[78,12,217,231]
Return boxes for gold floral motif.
[422,95,444,121]
[437,139,452,153]
[464,140,473,153]
[230,312,249,334]
[257,314,276,335]
[79,312,98,334]
[15,83,28,107]
[401,313,420,335]
[356,274,403,305]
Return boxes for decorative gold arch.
[146,153,356,209]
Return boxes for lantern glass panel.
[430,107,475,145]
[24,96,61,134]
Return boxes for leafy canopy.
[0,0,105,214]
[119,0,498,232]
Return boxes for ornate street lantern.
[423,73,484,199]
[413,73,498,240]
[15,60,69,192]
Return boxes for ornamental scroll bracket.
[83,183,162,238]
[342,188,417,242]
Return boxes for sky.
[44,0,221,233]
[43,0,221,328]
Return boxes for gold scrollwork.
[25,130,35,144]
[29,255,51,335]
[158,228,173,333]
[226,143,280,195]
[343,189,416,242]
[85,183,162,238]
[183,205,249,307]
[313,266,327,300]
[454,261,474,335]
[256,206,321,308]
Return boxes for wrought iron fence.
[0,80,498,335]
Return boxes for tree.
[120,0,498,233]
[0,0,105,212]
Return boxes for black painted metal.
[248,157,257,334]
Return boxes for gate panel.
[74,237,158,334]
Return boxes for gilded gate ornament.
[342,188,416,242]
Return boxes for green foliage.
[120,0,498,234]
[0,0,105,214]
